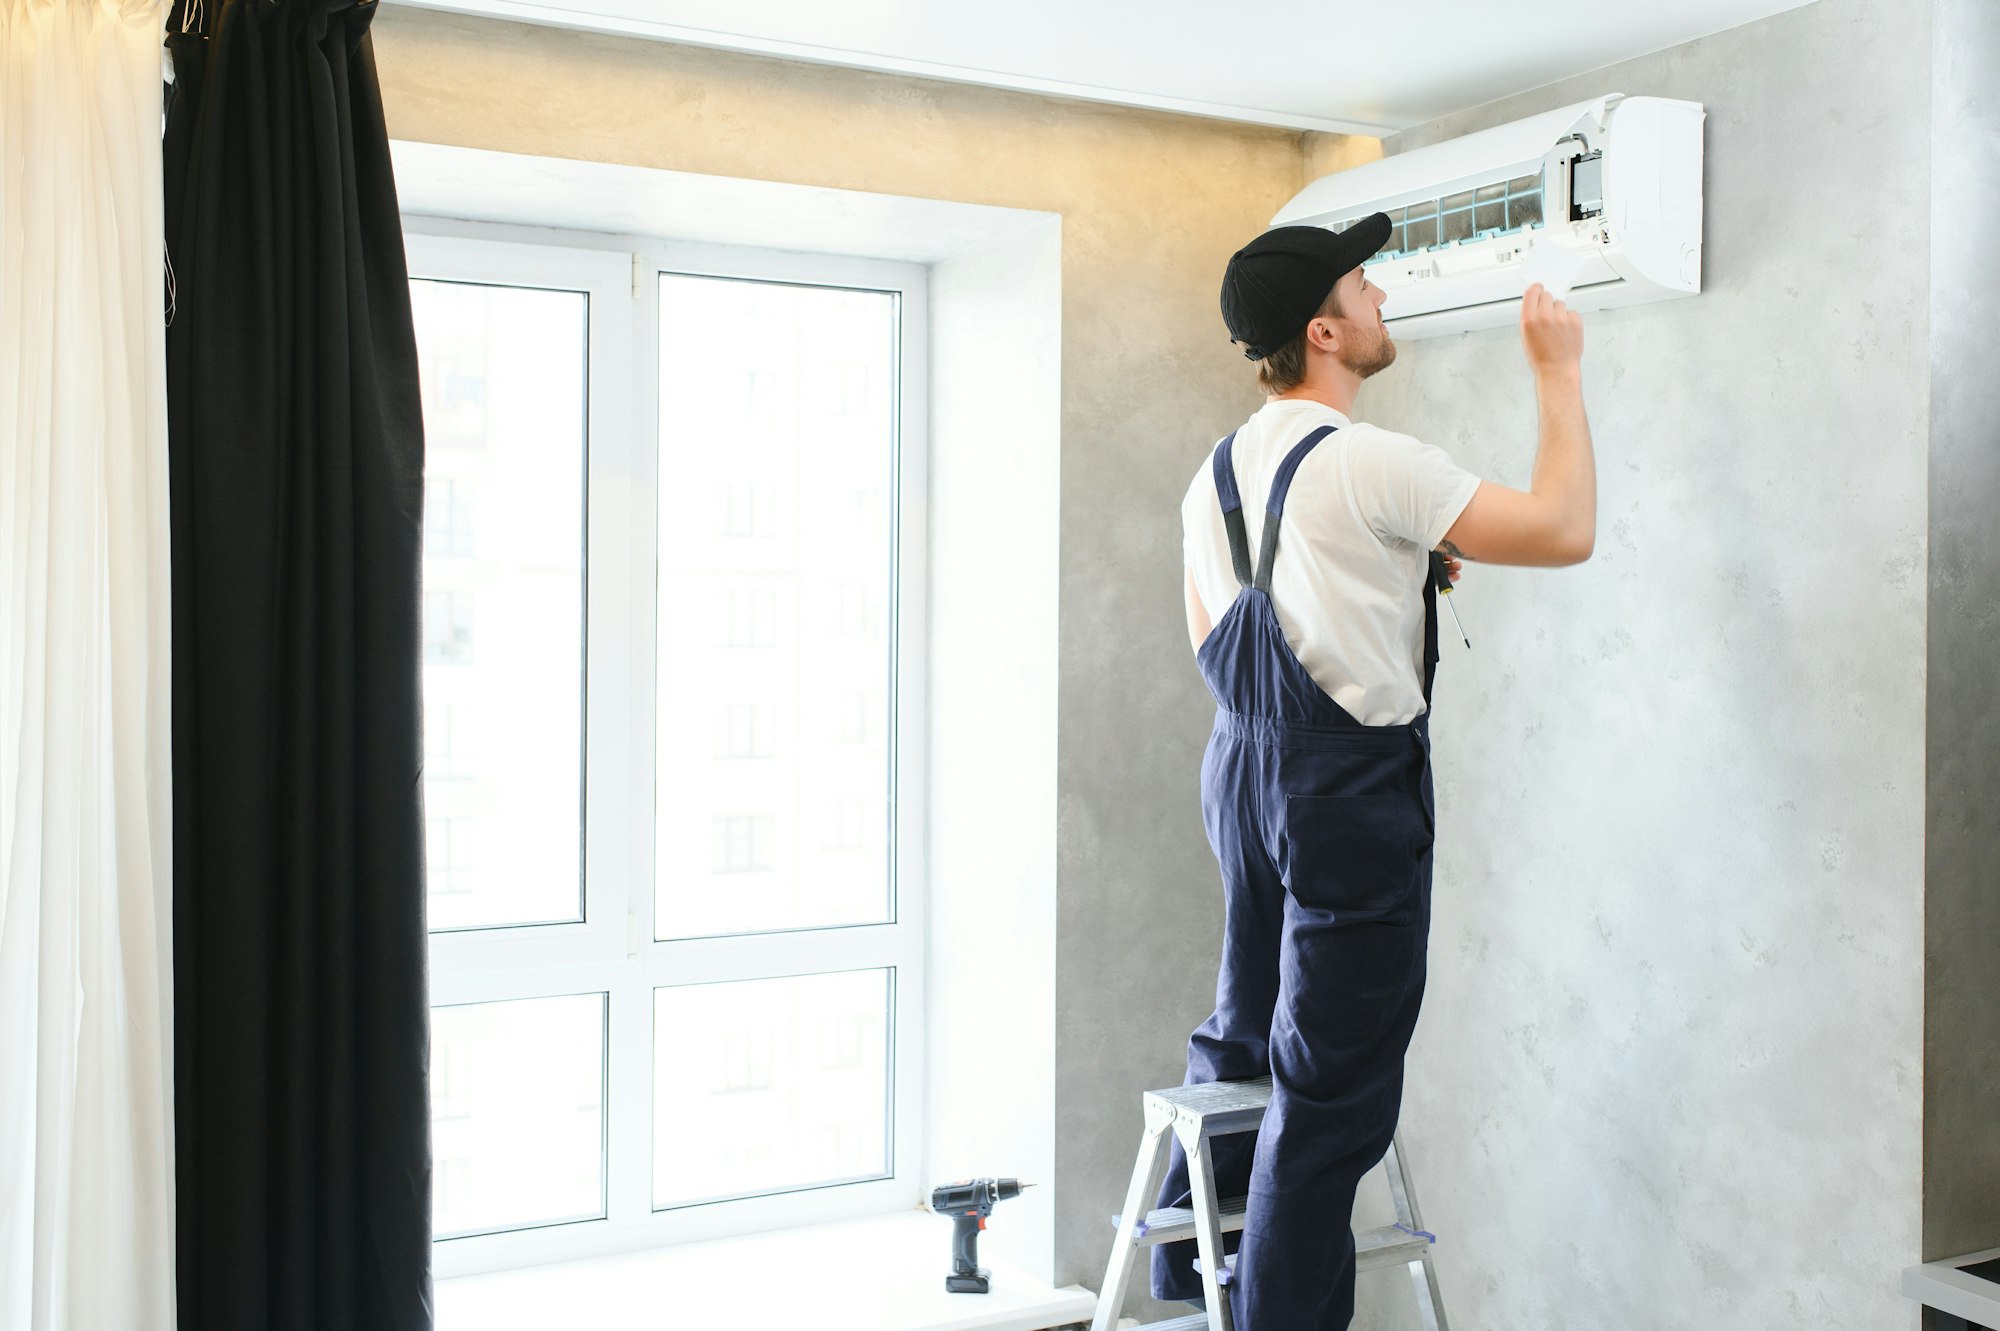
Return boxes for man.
[1148,214,1595,1330]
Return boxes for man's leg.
[1229,889,1430,1330]
[1148,790,1286,1304]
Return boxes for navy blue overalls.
[1149,423,1439,1330]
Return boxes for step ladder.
[1089,1077,1450,1331]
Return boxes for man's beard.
[1342,323,1397,379]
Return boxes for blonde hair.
[1254,284,1343,394]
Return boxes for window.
[825,798,867,852]
[715,702,776,761]
[717,481,773,538]
[426,816,477,897]
[423,589,476,666]
[409,229,926,1277]
[717,587,778,649]
[710,812,775,874]
[425,477,478,558]
[834,690,868,744]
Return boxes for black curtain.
[163,1,432,1327]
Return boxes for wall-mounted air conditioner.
[1274,94,1705,339]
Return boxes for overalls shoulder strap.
[1210,431,1254,589]
[1212,425,1340,592]
[1250,425,1339,593]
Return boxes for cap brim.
[1338,212,1393,268]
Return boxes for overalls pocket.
[1282,790,1429,922]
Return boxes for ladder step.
[1122,1317,1211,1331]
[1189,1222,1436,1287]
[1142,1078,1272,1140]
[1110,1195,1250,1244]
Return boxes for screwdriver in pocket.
[1429,550,1470,648]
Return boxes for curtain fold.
[163,0,432,1326]
[0,0,178,1328]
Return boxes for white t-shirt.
[1181,399,1481,726]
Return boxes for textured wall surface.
[368,8,1332,1314]
[372,3,1986,1325]
[1345,0,1933,1326]
[1925,0,2000,1270]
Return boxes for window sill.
[436,1209,1097,1331]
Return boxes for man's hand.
[1436,550,1464,585]
[1520,282,1584,377]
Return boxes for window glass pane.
[653,969,891,1209]
[655,275,898,940]
[432,993,606,1238]
[411,280,586,932]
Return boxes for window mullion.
[603,250,663,1227]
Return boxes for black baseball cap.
[1220,213,1393,360]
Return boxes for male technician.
[1148,213,1596,1330]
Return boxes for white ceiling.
[393,0,1821,133]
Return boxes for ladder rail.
[1184,1133,1237,1331]
[1090,1104,1177,1331]
[1384,1139,1451,1331]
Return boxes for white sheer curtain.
[0,1,176,1329]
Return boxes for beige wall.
[371,5,1374,1305]
[1300,130,1385,188]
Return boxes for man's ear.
[1306,316,1341,356]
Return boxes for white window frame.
[405,223,929,1279]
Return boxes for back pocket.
[1283,790,1429,921]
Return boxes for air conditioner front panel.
[1378,250,1622,323]
[1271,94,1704,339]
[1385,276,1695,340]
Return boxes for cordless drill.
[928,1177,1032,1293]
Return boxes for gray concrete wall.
[1342,0,1933,1325]
[1925,0,2000,1271]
